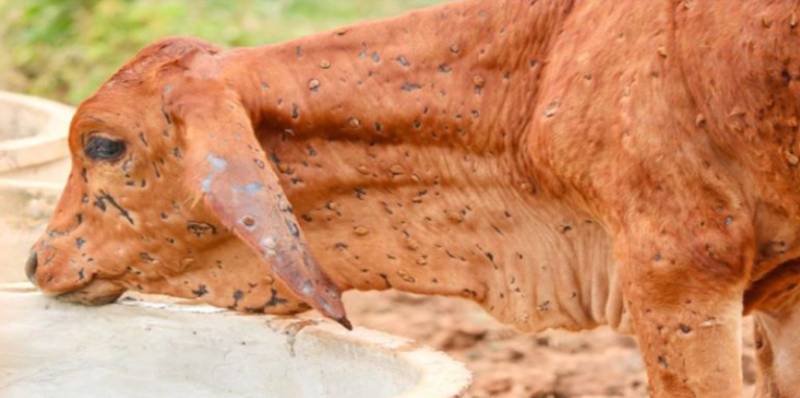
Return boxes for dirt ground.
[344,290,758,398]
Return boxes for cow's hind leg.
[752,296,800,397]
[618,228,751,397]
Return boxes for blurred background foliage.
[0,0,442,105]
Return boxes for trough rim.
[0,90,74,173]
[1,282,472,398]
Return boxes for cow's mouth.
[27,247,127,305]
[55,279,126,306]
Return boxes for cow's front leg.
[752,293,800,398]
[617,223,752,397]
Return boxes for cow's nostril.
[25,252,38,285]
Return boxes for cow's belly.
[489,205,632,334]
[263,134,629,334]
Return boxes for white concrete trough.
[0,92,472,398]
[0,283,470,398]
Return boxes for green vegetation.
[0,0,442,105]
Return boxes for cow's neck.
[219,0,572,311]
[224,0,569,152]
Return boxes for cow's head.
[25,38,349,328]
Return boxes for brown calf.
[25,1,800,396]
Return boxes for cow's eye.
[84,136,126,161]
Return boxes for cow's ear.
[169,86,350,329]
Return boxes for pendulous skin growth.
[23,1,800,396]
